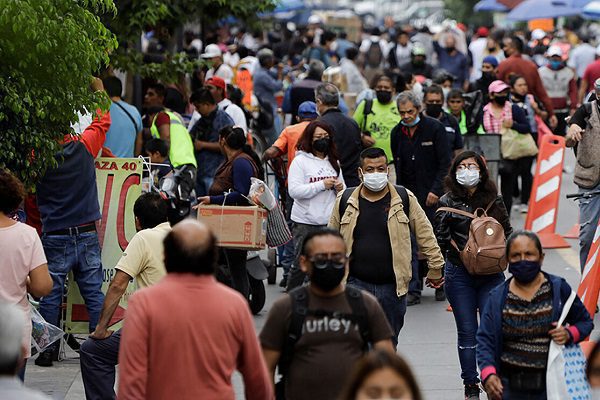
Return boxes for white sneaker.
[519,204,529,214]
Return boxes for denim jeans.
[80,329,121,400]
[501,378,547,400]
[40,232,104,338]
[408,234,423,296]
[444,260,505,385]
[347,276,407,349]
[579,181,600,271]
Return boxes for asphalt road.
[25,150,600,399]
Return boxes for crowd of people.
[1,16,600,400]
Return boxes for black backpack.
[366,41,383,68]
[275,285,370,399]
[338,185,410,219]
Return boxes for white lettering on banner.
[303,317,356,335]
[531,209,555,233]
[535,176,560,202]
[539,148,564,175]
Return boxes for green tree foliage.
[106,0,277,82]
[444,0,494,27]
[0,0,117,187]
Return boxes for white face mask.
[456,169,480,188]
[361,169,389,192]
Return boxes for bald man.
[117,220,272,400]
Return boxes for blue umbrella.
[507,0,580,20]
[582,0,600,17]
[474,0,509,11]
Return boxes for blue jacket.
[476,273,593,382]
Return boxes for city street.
[24,150,600,399]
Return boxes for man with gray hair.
[0,302,50,399]
[253,48,284,143]
[282,59,325,121]
[316,82,362,186]
[391,90,451,305]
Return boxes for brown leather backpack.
[437,202,507,275]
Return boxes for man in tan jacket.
[329,147,445,348]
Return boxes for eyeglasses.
[309,253,347,268]
[457,163,480,171]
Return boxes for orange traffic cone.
[524,135,570,248]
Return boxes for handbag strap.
[558,290,577,327]
[437,207,476,219]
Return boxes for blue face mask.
[549,60,563,70]
[401,115,421,127]
[508,260,542,283]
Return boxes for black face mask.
[446,46,455,53]
[494,95,508,106]
[508,260,542,284]
[488,47,497,52]
[503,50,511,59]
[511,92,525,102]
[426,103,443,118]
[376,90,392,104]
[481,71,496,81]
[313,137,330,153]
[310,260,346,291]
[413,59,425,66]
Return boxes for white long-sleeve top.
[288,151,345,226]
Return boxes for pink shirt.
[0,222,47,357]
[117,274,273,400]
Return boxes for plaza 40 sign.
[65,158,142,334]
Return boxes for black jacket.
[434,192,512,266]
[399,60,434,79]
[390,115,451,204]
[319,108,362,187]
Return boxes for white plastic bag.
[546,291,591,400]
[249,177,277,210]
[30,306,63,356]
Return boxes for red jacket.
[498,54,555,116]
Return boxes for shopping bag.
[546,291,592,400]
[248,178,291,247]
[30,306,64,356]
[500,127,538,160]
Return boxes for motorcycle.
[216,250,272,315]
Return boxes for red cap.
[476,27,489,37]
[206,76,227,96]
[457,23,467,32]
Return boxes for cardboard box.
[197,205,267,250]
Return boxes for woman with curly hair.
[0,169,52,380]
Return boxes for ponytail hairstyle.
[219,126,265,180]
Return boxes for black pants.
[512,156,535,205]
[286,223,326,291]
[222,248,249,299]
[553,111,569,136]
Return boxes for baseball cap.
[205,76,227,96]
[546,45,563,57]
[476,27,489,37]
[412,45,427,56]
[488,80,510,94]
[531,29,546,41]
[482,55,498,68]
[201,44,222,58]
[298,101,318,119]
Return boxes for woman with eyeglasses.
[434,151,512,400]
[285,120,345,290]
[477,230,593,400]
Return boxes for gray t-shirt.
[260,286,393,400]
